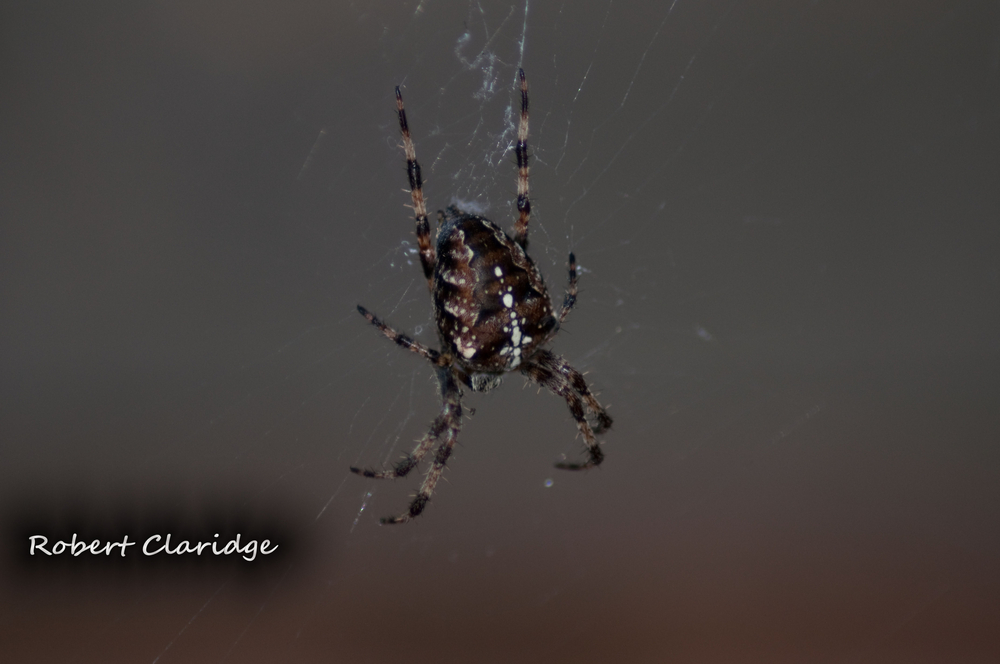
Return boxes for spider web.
[4,0,1000,661]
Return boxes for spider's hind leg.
[512,69,532,250]
[394,87,436,288]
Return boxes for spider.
[351,70,612,524]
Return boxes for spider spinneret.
[351,70,612,524]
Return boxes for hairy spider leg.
[380,368,464,524]
[353,306,466,524]
[395,86,435,286]
[512,69,532,250]
[521,349,610,470]
[350,434,436,480]
[349,367,456,480]
[550,258,609,432]
[356,305,449,368]
[535,348,613,435]
[559,252,578,323]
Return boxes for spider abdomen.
[433,208,556,374]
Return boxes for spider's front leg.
[377,368,464,525]
[534,347,612,434]
[522,349,612,469]
[351,304,459,493]
[349,373,455,485]
[350,434,434,480]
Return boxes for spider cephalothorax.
[352,70,612,524]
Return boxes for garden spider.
[352,70,612,524]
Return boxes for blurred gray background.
[2,1,999,661]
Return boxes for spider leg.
[349,430,435,480]
[522,350,611,470]
[395,86,435,287]
[356,305,448,367]
[512,69,532,250]
[380,369,463,524]
[559,252,577,323]
[533,349,613,434]
[350,369,456,479]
